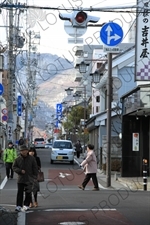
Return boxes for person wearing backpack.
[3,141,17,179]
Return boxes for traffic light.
[59,10,100,28]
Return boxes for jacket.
[81,150,97,174]
[3,148,17,163]
[12,154,38,184]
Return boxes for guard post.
[143,159,148,191]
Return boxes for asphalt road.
[0,148,150,225]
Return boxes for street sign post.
[100,22,123,188]
[100,22,123,47]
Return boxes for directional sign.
[0,83,4,95]
[100,22,123,47]
[56,103,62,114]
[56,103,62,128]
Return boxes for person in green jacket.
[3,141,17,179]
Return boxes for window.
[53,141,72,149]
[34,138,44,142]
[96,96,100,102]
[96,106,99,113]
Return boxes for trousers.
[5,162,14,179]
[82,173,99,188]
[16,183,32,207]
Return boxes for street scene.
[0,0,150,225]
[0,148,150,225]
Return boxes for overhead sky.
[0,0,136,60]
[26,0,136,59]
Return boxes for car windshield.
[53,141,72,149]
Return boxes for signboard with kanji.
[135,0,150,80]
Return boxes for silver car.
[50,140,75,164]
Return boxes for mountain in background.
[16,52,77,132]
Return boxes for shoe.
[78,185,84,190]
[22,205,29,211]
[15,206,22,212]
[34,202,38,207]
[92,188,99,191]
[29,203,34,208]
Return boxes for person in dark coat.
[12,145,38,212]
[75,140,82,158]
[18,137,25,146]
[28,147,41,208]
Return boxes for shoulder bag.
[37,169,44,182]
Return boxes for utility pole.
[7,0,14,142]
[106,53,112,187]
[83,85,86,154]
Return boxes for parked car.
[34,138,46,148]
[50,140,75,164]
[45,143,53,149]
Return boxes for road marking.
[0,176,7,189]
[43,208,116,212]
[59,172,71,178]
[59,222,85,225]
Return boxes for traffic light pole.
[106,53,112,187]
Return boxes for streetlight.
[75,61,90,73]
[90,70,103,84]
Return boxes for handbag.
[37,169,44,182]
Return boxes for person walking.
[12,145,38,212]
[18,137,25,146]
[75,140,82,158]
[78,144,99,191]
[28,147,41,208]
[3,141,17,179]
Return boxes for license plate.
[57,156,63,160]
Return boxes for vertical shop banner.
[135,0,150,80]
[132,133,139,151]
[17,95,22,116]
[56,103,62,128]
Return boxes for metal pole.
[106,53,112,187]
[143,159,148,191]
[7,0,14,142]
[83,85,86,154]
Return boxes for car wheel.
[51,159,53,164]
[70,160,74,165]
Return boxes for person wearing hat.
[12,145,38,212]
[3,141,17,179]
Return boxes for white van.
[50,140,75,164]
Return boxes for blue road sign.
[2,114,8,122]
[0,83,4,95]
[100,22,123,47]
[56,103,62,114]
[56,103,62,128]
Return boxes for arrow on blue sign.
[100,22,123,46]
